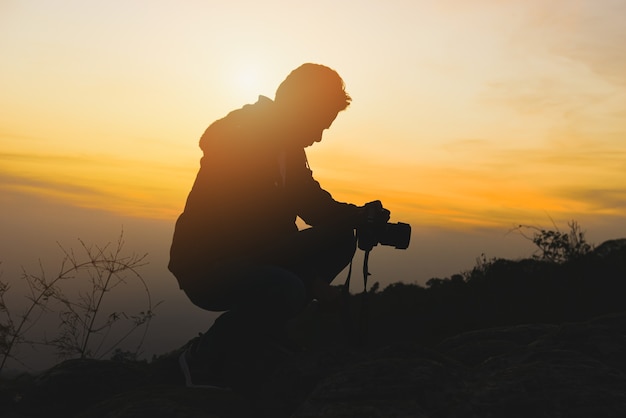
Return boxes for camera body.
[357,201,411,252]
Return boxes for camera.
[357,201,411,252]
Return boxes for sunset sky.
[1,0,625,367]
[3,0,625,229]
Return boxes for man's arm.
[290,148,360,227]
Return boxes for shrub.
[0,232,157,374]
[516,220,593,263]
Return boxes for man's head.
[274,63,351,147]
[275,63,351,113]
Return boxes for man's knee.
[259,266,308,316]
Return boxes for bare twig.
[0,230,158,374]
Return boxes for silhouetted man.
[169,63,389,389]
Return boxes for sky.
[1,0,625,369]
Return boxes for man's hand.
[358,200,390,225]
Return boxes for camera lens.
[379,222,411,249]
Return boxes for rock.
[10,355,254,418]
[436,323,557,366]
[76,385,249,418]
[294,312,626,418]
[5,237,626,417]
[6,313,626,418]
[469,347,626,418]
[293,346,464,418]
[19,358,150,417]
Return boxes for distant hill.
[350,238,626,346]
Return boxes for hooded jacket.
[168,96,359,288]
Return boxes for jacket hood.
[199,95,275,152]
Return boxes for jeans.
[182,226,357,364]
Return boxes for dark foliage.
[324,239,626,349]
[3,239,625,418]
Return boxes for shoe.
[178,336,231,390]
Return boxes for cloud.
[0,151,102,166]
[0,172,110,198]
[0,171,122,218]
[0,151,189,220]
[470,0,626,141]
[526,1,626,87]
[556,188,626,213]
[483,77,591,117]
[392,137,626,225]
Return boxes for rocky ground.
[3,239,626,417]
[2,310,626,418]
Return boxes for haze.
[1,0,625,368]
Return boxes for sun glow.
[1,0,625,236]
[222,61,279,104]
[233,67,261,96]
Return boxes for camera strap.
[341,231,358,298]
[359,249,371,346]
[342,232,372,346]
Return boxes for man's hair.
[275,63,351,112]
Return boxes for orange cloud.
[310,134,626,231]
[0,150,195,220]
